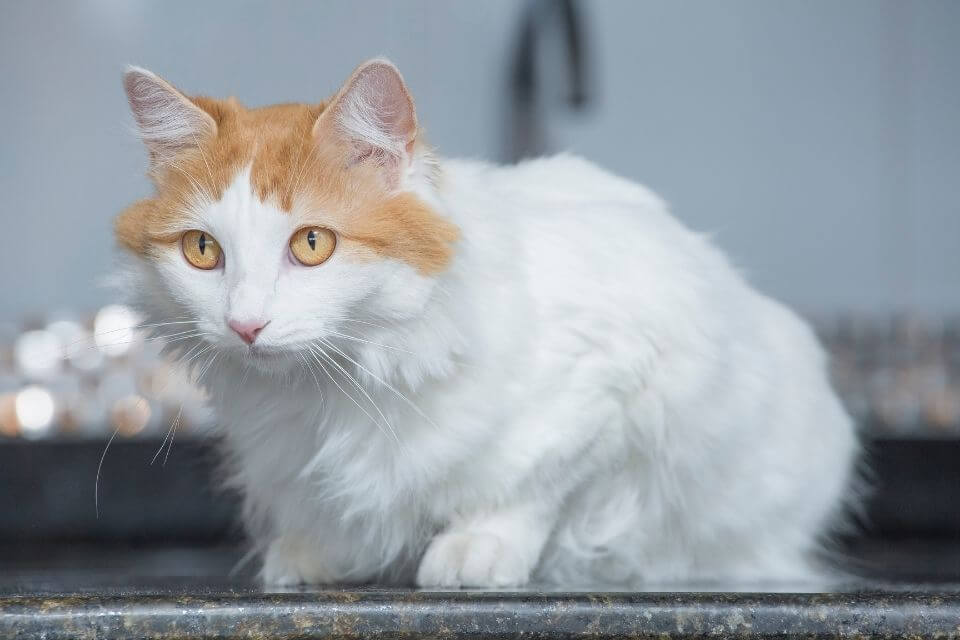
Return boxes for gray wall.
[1,0,957,320]
[553,1,960,314]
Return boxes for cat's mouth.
[219,335,279,357]
[230,341,307,374]
[242,343,286,360]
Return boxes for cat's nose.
[228,319,268,345]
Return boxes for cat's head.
[115,59,459,378]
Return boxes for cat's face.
[116,60,457,374]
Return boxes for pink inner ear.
[349,141,392,166]
[331,61,417,161]
[360,66,416,140]
[124,68,216,163]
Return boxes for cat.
[115,58,859,587]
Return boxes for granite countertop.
[3,543,960,639]
[5,589,960,640]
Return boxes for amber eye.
[289,227,336,266]
[181,230,222,270]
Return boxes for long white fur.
[119,64,859,588]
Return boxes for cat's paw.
[416,532,532,588]
[262,537,335,586]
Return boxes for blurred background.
[0,0,958,580]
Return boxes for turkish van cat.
[115,59,859,587]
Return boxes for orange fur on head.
[116,74,457,276]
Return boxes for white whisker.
[179,343,214,373]
[297,351,323,400]
[314,342,401,445]
[195,349,221,386]
[333,317,396,332]
[58,320,199,355]
[95,427,120,519]
[308,345,399,447]
[152,406,183,466]
[318,336,438,430]
[326,331,415,355]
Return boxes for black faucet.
[506,0,591,162]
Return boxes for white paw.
[416,532,532,588]
[261,538,334,586]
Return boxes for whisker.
[308,345,398,446]
[178,344,214,373]
[326,316,478,369]
[95,427,120,519]
[163,339,208,368]
[194,349,221,386]
[297,351,323,397]
[163,416,179,467]
[325,331,415,355]
[161,349,218,465]
[146,328,206,339]
[318,336,438,430]
[114,329,209,347]
[59,320,199,354]
[333,317,396,332]
[152,406,182,466]
[314,343,401,445]
[94,319,198,337]
[137,329,209,346]
[59,331,209,360]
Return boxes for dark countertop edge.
[4,592,960,639]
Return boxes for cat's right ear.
[312,59,418,188]
[123,66,217,166]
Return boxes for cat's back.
[443,154,754,331]
[444,153,668,220]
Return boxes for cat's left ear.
[123,66,217,167]
[313,59,418,187]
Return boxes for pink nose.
[228,319,267,345]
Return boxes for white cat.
[115,59,859,587]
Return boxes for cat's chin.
[230,345,301,376]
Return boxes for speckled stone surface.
[3,590,960,639]
[3,543,960,639]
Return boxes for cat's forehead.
[181,99,328,211]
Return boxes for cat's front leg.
[416,502,556,588]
